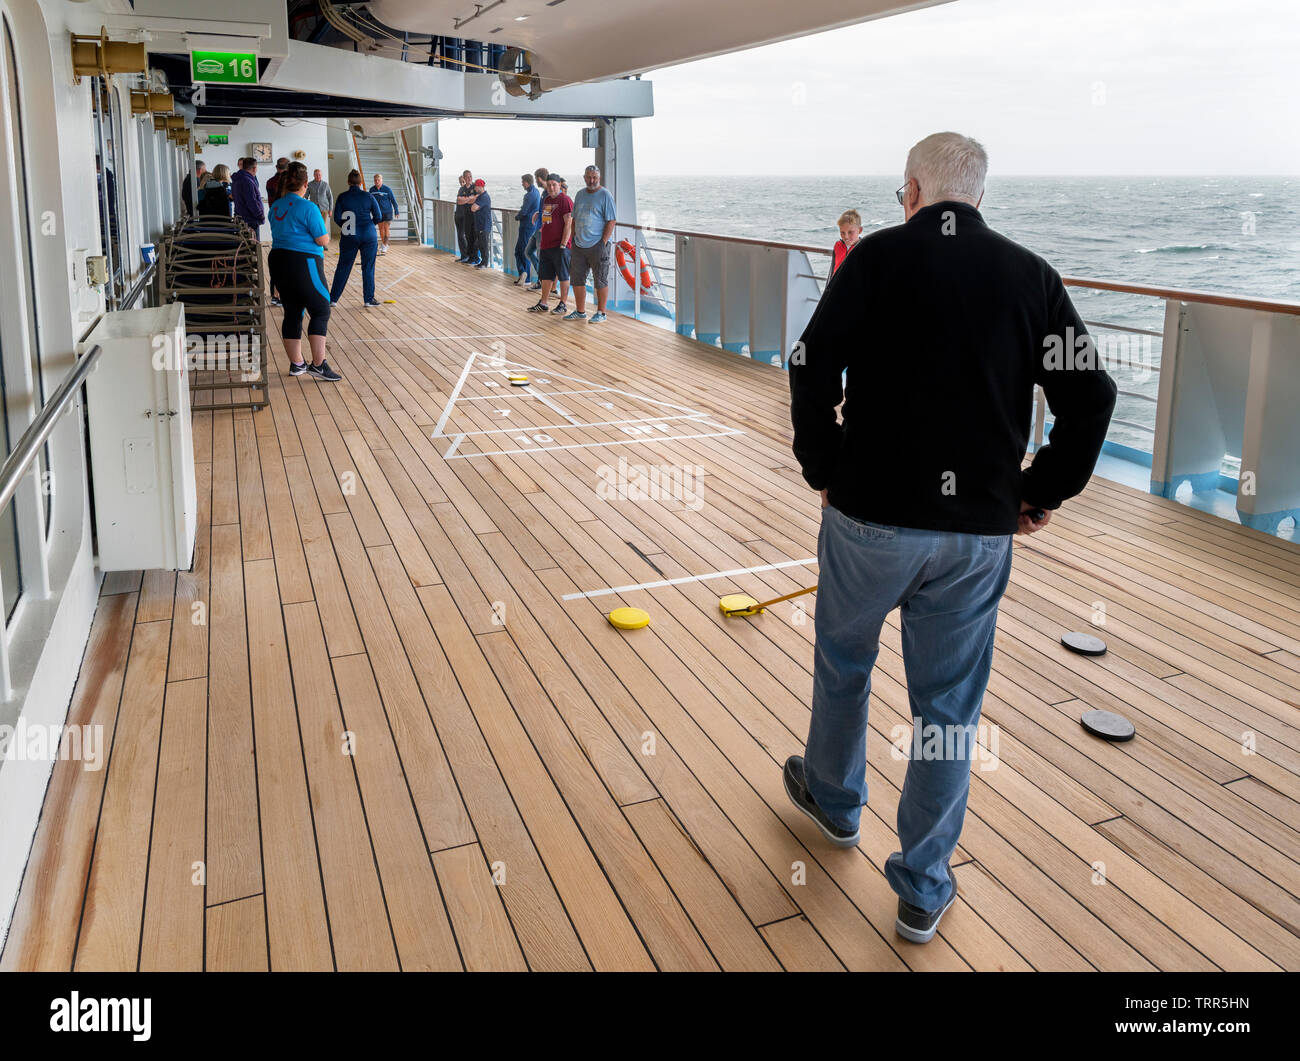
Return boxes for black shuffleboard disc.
[1062,631,1107,656]
[1081,708,1135,742]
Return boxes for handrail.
[1060,275,1300,316]
[449,200,1300,316]
[117,259,157,312]
[0,345,103,513]
[396,129,424,245]
[1,260,156,512]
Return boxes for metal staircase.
[351,132,417,242]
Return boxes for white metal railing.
[395,130,425,245]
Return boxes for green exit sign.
[190,51,258,85]
[207,134,229,145]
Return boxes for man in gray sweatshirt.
[306,169,333,222]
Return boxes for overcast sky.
[438,0,1299,176]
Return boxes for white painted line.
[533,388,582,426]
[446,427,744,460]
[357,333,544,344]
[439,412,709,440]
[382,267,416,290]
[469,357,704,416]
[455,387,609,401]
[432,356,476,438]
[562,557,819,601]
[442,433,464,459]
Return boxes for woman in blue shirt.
[369,173,399,255]
[330,169,383,308]
[513,173,541,285]
[268,162,340,380]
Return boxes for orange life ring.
[615,239,654,290]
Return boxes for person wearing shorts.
[564,165,617,323]
[528,174,573,316]
[268,161,341,381]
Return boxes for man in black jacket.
[454,170,478,262]
[181,161,205,214]
[785,131,1116,945]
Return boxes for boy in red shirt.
[831,209,863,276]
[527,174,574,315]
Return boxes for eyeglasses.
[895,180,909,206]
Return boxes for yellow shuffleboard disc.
[607,607,650,630]
[719,593,763,617]
[508,374,529,386]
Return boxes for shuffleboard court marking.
[562,557,819,601]
[448,427,744,461]
[456,387,610,401]
[381,266,417,290]
[431,355,477,438]
[357,332,544,343]
[431,351,745,458]
[445,412,712,440]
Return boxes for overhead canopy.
[368,0,954,89]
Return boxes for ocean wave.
[1136,243,1234,254]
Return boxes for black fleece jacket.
[790,201,1117,535]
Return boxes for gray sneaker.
[895,866,959,944]
[782,756,859,848]
[563,309,588,321]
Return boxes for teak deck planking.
[3,244,1298,972]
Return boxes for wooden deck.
[4,243,1299,971]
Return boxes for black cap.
[546,173,563,183]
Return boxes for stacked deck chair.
[159,216,268,412]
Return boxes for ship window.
[0,15,25,617]
[4,19,49,538]
[92,77,131,302]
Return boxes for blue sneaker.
[588,312,607,324]
[563,309,588,321]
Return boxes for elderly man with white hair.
[786,132,1116,944]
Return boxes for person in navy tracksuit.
[369,174,399,255]
[467,179,492,269]
[331,170,383,308]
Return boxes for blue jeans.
[330,235,377,304]
[805,504,1013,912]
[525,228,540,279]
[514,224,537,279]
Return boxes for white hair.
[904,132,988,205]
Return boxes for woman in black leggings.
[268,161,341,380]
